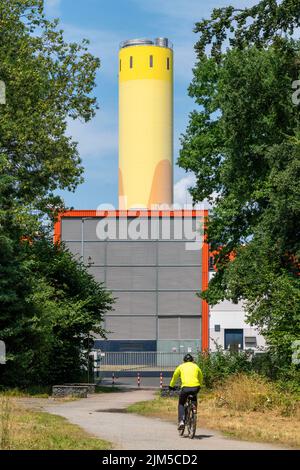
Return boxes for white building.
[208,271,266,352]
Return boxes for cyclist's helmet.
[183,353,194,362]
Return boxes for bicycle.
[163,386,198,439]
[179,393,197,439]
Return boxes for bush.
[197,347,300,394]
[252,351,300,393]
[0,239,114,387]
[197,347,252,388]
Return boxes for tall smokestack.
[118,37,173,209]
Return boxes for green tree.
[179,1,300,374]
[0,230,114,387]
[0,0,100,213]
[194,0,300,60]
[0,1,113,387]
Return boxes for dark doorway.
[224,329,243,351]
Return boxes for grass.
[0,396,12,449]
[127,373,300,448]
[0,386,51,398]
[0,397,112,450]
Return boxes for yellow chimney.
[118,38,173,209]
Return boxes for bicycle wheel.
[187,405,197,439]
[178,407,187,436]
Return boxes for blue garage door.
[224,329,243,350]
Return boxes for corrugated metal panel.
[84,219,107,241]
[158,217,202,241]
[106,267,156,290]
[180,317,201,340]
[61,215,204,242]
[83,242,106,265]
[62,215,205,346]
[87,267,105,283]
[61,218,106,242]
[106,316,156,339]
[107,242,156,265]
[158,317,179,339]
[158,292,200,315]
[61,219,82,241]
[66,242,82,260]
[158,267,201,290]
[113,292,156,315]
[123,218,154,241]
[158,241,202,265]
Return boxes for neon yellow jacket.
[169,362,203,388]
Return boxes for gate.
[95,351,184,373]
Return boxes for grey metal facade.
[61,216,202,353]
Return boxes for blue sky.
[45,0,256,209]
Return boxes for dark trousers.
[178,386,200,422]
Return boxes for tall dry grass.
[214,373,300,417]
[128,373,300,447]
[0,396,13,449]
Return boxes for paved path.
[18,390,287,450]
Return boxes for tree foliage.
[0,1,113,387]
[194,0,300,60]
[179,1,300,370]
[0,0,100,213]
[0,214,114,386]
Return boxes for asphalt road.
[19,389,288,450]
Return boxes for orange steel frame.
[54,209,209,351]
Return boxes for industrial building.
[54,209,209,354]
[54,37,264,356]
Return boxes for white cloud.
[174,174,213,209]
[174,174,195,206]
[174,174,196,207]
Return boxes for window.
[130,56,133,68]
[167,57,170,70]
[150,55,153,67]
[245,336,257,348]
[225,329,243,351]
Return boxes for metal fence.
[95,351,187,372]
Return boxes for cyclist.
[169,353,203,430]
